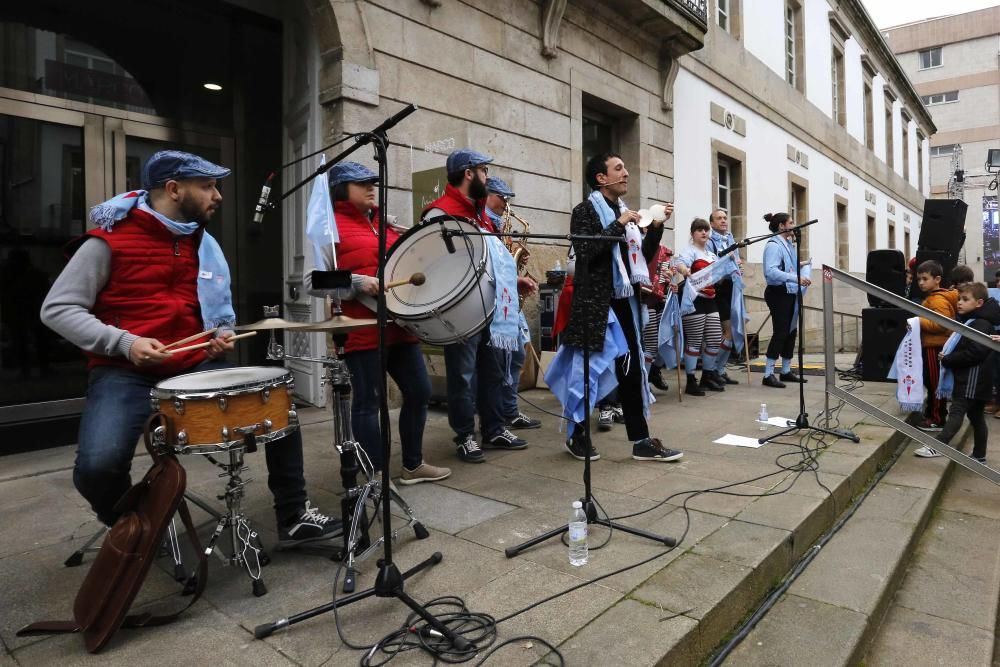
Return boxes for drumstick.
[162,327,218,351]
[166,331,257,354]
[384,272,426,291]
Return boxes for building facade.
[671,0,934,338]
[884,6,1000,282]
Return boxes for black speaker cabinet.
[865,249,906,307]
[907,248,957,301]
[918,198,967,255]
[861,307,911,382]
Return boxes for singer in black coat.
[562,197,662,351]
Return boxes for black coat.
[941,308,995,401]
[563,198,663,351]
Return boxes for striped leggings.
[682,312,722,373]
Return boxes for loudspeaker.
[861,307,911,382]
[865,249,906,307]
[918,198,967,255]
[907,248,957,301]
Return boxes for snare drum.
[371,216,495,345]
[150,367,298,454]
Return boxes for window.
[789,177,809,260]
[888,220,896,249]
[867,213,876,252]
[917,132,925,191]
[785,2,804,92]
[930,144,956,157]
[832,45,846,127]
[713,142,747,250]
[901,112,910,182]
[582,108,615,201]
[717,0,729,31]
[835,199,849,269]
[921,91,959,105]
[919,47,942,69]
[885,93,895,170]
[862,58,876,151]
[904,230,911,260]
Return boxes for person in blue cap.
[304,161,452,485]
[421,149,533,463]
[483,176,542,431]
[41,150,343,547]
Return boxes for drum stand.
[199,446,270,597]
[321,332,430,593]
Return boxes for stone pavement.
[2,367,913,665]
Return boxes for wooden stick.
[166,331,257,354]
[742,298,752,384]
[675,329,683,403]
[162,327,218,351]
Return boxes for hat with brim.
[329,162,379,188]
[486,176,515,199]
[446,148,493,175]
[142,150,231,189]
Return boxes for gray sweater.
[40,238,138,359]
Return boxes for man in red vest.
[41,151,341,548]
[421,149,530,463]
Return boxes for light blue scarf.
[89,190,236,331]
[545,308,629,438]
[679,255,733,316]
[656,291,684,369]
[936,331,962,400]
[587,191,650,298]
[484,207,526,351]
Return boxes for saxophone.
[499,204,536,308]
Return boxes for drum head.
[152,366,290,396]
[384,216,489,317]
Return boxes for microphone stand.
[754,221,858,446]
[255,106,474,656]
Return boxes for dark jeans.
[610,296,649,442]
[936,396,988,459]
[76,360,307,527]
[344,343,429,471]
[764,285,797,360]
[443,330,506,440]
[500,344,526,420]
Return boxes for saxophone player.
[485,176,542,430]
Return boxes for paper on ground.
[713,434,766,448]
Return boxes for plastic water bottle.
[568,501,588,566]
[554,259,562,272]
[758,404,769,431]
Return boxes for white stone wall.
[672,68,920,275]
[743,0,787,83]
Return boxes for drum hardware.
[294,314,379,333]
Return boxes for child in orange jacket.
[916,260,958,429]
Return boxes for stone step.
[718,427,972,666]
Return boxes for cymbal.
[295,315,379,333]
[233,317,302,331]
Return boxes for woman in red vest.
[309,162,451,485]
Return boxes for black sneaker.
[762,374,786,388]
[278,502,343,548]
[455,433,485,463]
[508,412,542,429]
[649,366,669,391]
[779,371,807,383]
[972,454,987,464]
[564,435,600,461]
[700,372,725,392]
[597,406,614,431]
[720,372,738,385]
[631,438,684,462]
[485,429,528,450]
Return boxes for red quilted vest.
[82,208,206,375]
[333,202,417,353]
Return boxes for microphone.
[252,173,275,224]
[440,225,456,254]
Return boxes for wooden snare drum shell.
[163,389,296,455]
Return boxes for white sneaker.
[914,446,942,458]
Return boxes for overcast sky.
[865,0,999,28]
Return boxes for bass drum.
[365,215,495,345]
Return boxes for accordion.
[642,245,673,304]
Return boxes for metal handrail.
[745,293,861,353]
[821,265,1000,485]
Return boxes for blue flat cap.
[486,176,515,199]
[328,162,379,188]
[446,148,493,175]
[141,150,231,189]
